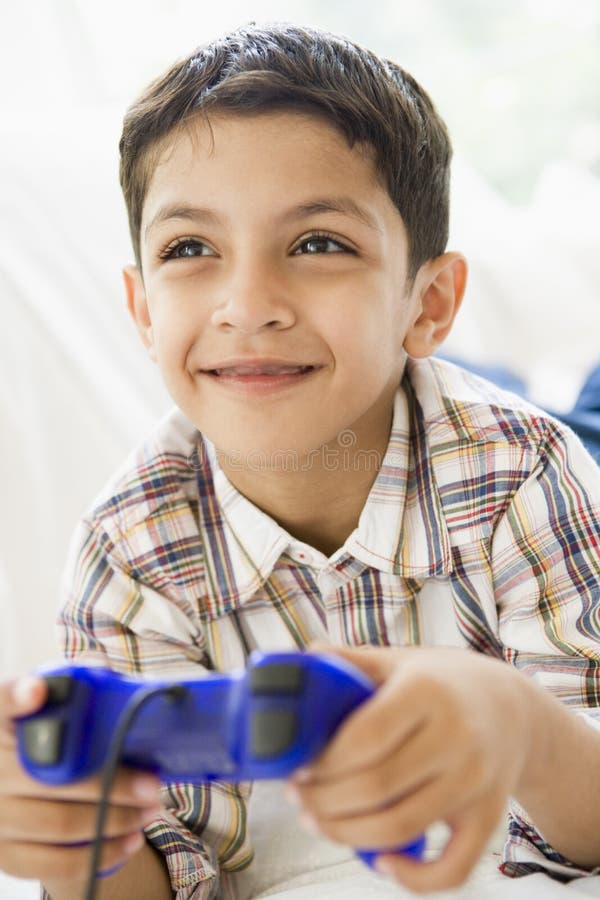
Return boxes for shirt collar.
[200,436,292,603]
[345,381,452,578]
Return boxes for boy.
[1,20,600,900]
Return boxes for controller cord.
[84,683,188,900]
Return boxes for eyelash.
[157,231,353,261]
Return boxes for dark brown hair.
[119,21,452,281]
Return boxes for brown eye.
[294,232,352,255]
[159,239,212,260]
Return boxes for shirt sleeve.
[54,517,255,899]
[143,782,253,900]
[492,417,600,879]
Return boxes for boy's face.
[126,110,454,465]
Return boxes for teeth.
[214,365,312,376]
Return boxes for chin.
[209,427,338,474]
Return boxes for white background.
[1,0,599,675]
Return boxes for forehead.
[152,109,378,178]
[141,110,400,234]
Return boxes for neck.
[216,405,394,558]
[223,461,380,557]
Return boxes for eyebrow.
[144,196,382,241]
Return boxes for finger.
[296,773,434,850]
[0,650,107,721]
[374,795,504,894]
[298,754,499,853]
[291,717,444,819]
[0,758,162,809]
[0,795,161,844]
[294,711,488,823]
[294,663,430,783]
[1,659,107,733]
[0,678,49,756]
[0,676,48,724]
[307,642,408,686]
[0,831,145,883]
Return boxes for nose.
[210,260,296,334]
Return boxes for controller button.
[22,718,65,765]
[45,676,74,704]
[250,663,305,695]
[251,709,298,759]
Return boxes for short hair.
[119,21,452,282]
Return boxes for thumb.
[2,676,48,720]
[307,641,411,687]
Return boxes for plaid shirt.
[50,357,600,899]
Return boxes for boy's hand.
[0,676,162,888]
[288,643,535,894]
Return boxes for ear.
[122,264,157,362]
[403,252,468,359]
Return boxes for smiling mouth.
[206,364,318,376]
[200,363,322,393]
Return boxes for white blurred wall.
[1,1,598,675]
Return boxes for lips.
[199,360,322,395]
[210,364,316,376]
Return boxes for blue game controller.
[15,650,425,865]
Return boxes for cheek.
[149,291,200,363]
[333,297,405,372]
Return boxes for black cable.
[84,683,188,900]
